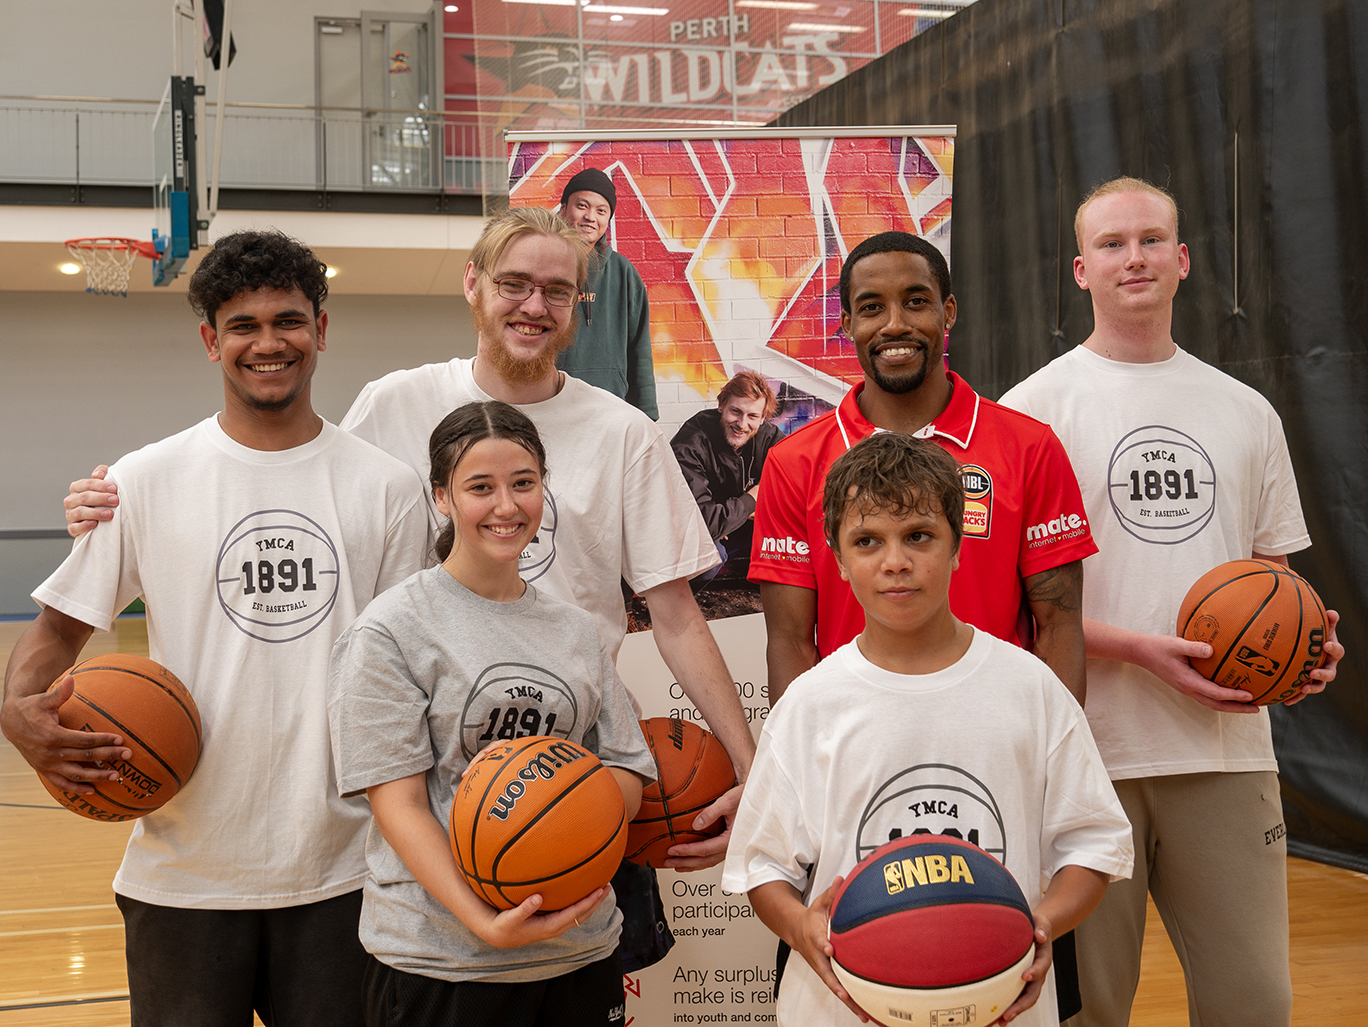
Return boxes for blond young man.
[1001,177,1344,1027]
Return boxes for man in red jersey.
[749,229,1102,1020]
[751,232,1096,703]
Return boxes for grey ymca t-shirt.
[327,566,656,982]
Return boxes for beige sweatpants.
[1066,771,1292,1027]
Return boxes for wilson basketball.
[449,736,626,911]
[828,835,1036,1027]
[40,654,202,822]
[1177,559,1328,705]
[626,717,736,868]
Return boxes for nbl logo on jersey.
[959,464,993,539]
[215,509,341,643]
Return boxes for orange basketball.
[449,736,626,911]
[1176,559,1328,705]
[40,654,202,821]
[626,718,737,868]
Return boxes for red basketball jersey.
[750,373,1098,658]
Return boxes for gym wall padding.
[772,0,1367,872]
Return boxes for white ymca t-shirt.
[1000,345,1311,779]
[721,630,1133,1027]
[340,357,718,660]
[33,416,430,908]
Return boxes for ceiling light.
[444,4,458,10]
[738,0,819,8]
[611,12,624,18]
[895,6,957,17]
[503,0,577,5]
[59,262,82,275]
[325,267,338,279]
[582,3,669,13]
[787,21,866,31]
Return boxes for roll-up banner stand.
[507,127,955,1025]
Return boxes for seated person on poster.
[670,371,782,590]
[722,432,1134,1027]
[328,400,656,1026]
[556,167,659,420]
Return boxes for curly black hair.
[187,230,329,327]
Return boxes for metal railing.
[0,99,503,196]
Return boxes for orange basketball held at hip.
[1177,559,1328,705]
[626,717,737,868]
[449,736,627,911]
[41,654,202,821]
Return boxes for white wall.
[0,0,436,104]
[0,287,475,614]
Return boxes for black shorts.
[610,858,674,973]
[363,950,625,1027]
[116,890,367,1027]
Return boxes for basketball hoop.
[64,238,160,297]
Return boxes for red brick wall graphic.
[508,130,954,433]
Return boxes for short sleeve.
[748,446,818,588]
[583,645,657,783]
[1252,410,1311,556]
[327,622,435,797]
[1017,426,1100,579]
[376,474,436,589]
[31,470,143,633]
[1039,698,1135,886]
[720,727,817,895]
[619,434,718,592]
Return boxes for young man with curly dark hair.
[2,230,430,1027]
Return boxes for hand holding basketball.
[784,876,870,1023]
[662,781,743,871]
[998,915,1053,1024]
[472,884,611,950]
[0,673,130,792]
[1130,632,1260,713]
[1284,608,1343,706]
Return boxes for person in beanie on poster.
[556,167,659,420]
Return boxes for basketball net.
[64,238,159,297]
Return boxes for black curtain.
[773,0,1368,872]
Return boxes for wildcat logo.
[960,464,992,538]
[486,742,585,821]
[883,852,976,894]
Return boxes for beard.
[860,342,939,395]
[472,297,577,387]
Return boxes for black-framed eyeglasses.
[492,276,580,307]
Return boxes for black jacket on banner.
[670,409,782,542]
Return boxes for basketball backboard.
[152,76,199,286]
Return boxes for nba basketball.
[449,736,627,911]
[1176,559,1328,705]
[625,717,736,868]
[828,834,1036,1027]
[40,654,202,822]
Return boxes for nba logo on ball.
[829,835,1036,1027]
[215,509,340,642]
[1107,426,1216,545]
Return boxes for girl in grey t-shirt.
[328,401,655,1026]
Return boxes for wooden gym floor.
[2,619,1367,1026]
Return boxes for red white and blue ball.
[828,834,1036,1026]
